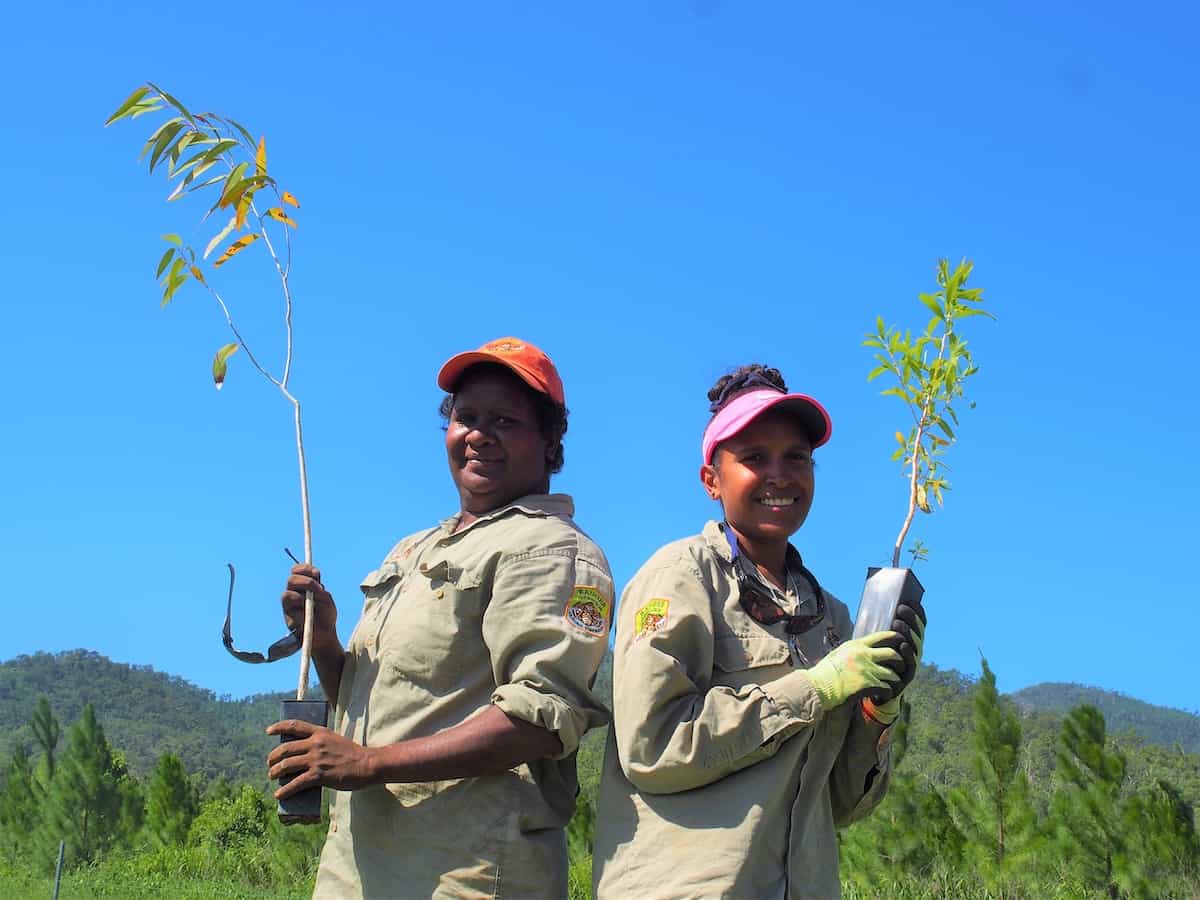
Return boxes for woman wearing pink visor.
[593,364,925,899]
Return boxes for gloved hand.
[868,602,927,706]
[803,631,902,711]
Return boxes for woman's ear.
[699,463,721,501]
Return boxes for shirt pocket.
[712,633,791,690]
[378,555,490,696]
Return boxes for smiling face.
[700,408,815,546]
[445,367,554,518]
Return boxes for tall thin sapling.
[105,85,319,702]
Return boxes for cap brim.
[764,395,832,448]
[437,351,508,392]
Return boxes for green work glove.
[804,631,902,711]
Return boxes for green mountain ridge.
[2,649,1197,813]
[1011,682,1200,754]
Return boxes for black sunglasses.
[724,524,827,636]
[221,560,302,664]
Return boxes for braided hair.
[707,364,787,414]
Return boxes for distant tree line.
[1,663,1197,898]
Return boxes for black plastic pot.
[853,567,925,703]
[277,699,330,825]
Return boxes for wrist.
[861,696,901,727]
[802,666,840,711]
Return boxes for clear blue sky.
[2,2,1196,713]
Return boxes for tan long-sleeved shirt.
[312,494,612,900]
[592,521,894,900]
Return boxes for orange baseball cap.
[437,337,565,405]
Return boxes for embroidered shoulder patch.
[564,586,610,636]
[634,598,670,640]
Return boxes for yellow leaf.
[190,266,205,285]
[234,193,254,230]
[281,191,300,208]
[265,207,298,228]
[213,233,260,268]
[255,136,267,177]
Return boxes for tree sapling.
[106,84,326,823]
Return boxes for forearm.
[619,671,824,794]
[365,705,562,784]
[831,704,893,825]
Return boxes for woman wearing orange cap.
[268,338,613,898]
[592,364,926,899]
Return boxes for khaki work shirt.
[592,521,893,900]
[312,494,612,900]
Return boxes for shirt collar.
[702,519,807,578]
[440,493,575,536]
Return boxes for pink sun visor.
[702,389,832,464]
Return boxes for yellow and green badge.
[634,598,670,640]
[564,586,610,636]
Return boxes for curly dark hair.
[707,364,787,414]
[438,363,569,474]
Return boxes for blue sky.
[2,2,1196,714]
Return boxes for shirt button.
[365,635,375,648]
[436,589,444,599]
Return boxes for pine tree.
[0,746,40,862]
[41,703,137,868]
[30,695,60,790]
[1135,778,1199,886]
[145,752,199,848]
[1051,703,1150,899]
[948,658,1040,897]
[841,703,965,890]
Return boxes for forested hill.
[0,650,318,785]
[1011,682,1200,753]
[3,649,1197,804]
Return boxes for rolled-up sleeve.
[485,546,612,758]
[613,557,826,795]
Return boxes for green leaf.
[866,364,890,382]
[169,140,218,177]
[918,292,944,319]
[146,83,195,124]
[881,387,910,401]
[217,162,249,208]
[162,233,183,247]
[139,117,185,162]
[212,342,239,389]
[935,417,955,440]
[148,121,188,173]
[161,256,185,285]
[155,248,175,278]
[104,86,151,126]
[225,118,256,149]
[161,270,189,307]
[204,217,238,259]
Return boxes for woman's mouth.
[757,496,795,507]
